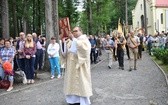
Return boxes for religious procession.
[0,0,168,105]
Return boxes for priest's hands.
[68,31,74,40]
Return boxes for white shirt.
[47,43,60,58]
[68,38,77,54]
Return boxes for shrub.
[153,48,168,64]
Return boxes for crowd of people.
[0,32,46,91]
[88,30,168,71]
[145,31,168,55]
[0,27,92,105]
[0,26,168,105]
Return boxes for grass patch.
[152,56,168,74]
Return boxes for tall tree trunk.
[37,0,41,35]
[23,0,28,34]
[52,0,59,43]
[87,0,92,35]
[23,18,27,34]
[19,19,23,32]
[44,0,55,71]
[12,0,18,37]
[96,2,100,35]
[45,0,54,45]
[1,0,9,39]
[16,6,21,33]
[33,0,36,32]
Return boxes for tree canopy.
[79,0,137,35]
[0,0,137,38]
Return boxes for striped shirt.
[0,47,15,65]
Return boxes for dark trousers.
[95,50,98,60]
[113,48,117,61]
[148,43,152,55]
[35,49,43,70]
[126,44,130,59]
[13,56,18,71]
[18,58,25,72]
[25,57,35,79]
[117,49,124,67]
[138,45,142,59]
[90,50,96,63]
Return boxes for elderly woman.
[0,40,15,91]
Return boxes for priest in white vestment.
[64,27,92,105]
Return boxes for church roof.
[156,0,168,7]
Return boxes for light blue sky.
[76,0,84,12]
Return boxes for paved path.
[0,51,167,105]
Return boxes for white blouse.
[47,43,60,58]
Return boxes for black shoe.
[121,67,124,70]
[129,68,132,71]
[34,71,37,78]
[108,66,112,69]
[69,103,80,105]
[118,66,121,69]
[134,68,137,70]
[94,61,98,64]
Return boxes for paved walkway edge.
[0,58,105,96]
[91,59,106,69]
[151,57,168,86]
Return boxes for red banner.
[59,17,71,39]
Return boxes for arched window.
[161,13,163,24]
[141,15,144,28]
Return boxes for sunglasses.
[72,30,78,32]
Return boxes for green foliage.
[1,0,137,37]
[153,48,168,64]
[58,0,79,27]
[1,0,79,36]
[7,0,45,35]
[79,0,137,35]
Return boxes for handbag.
[14,70,27,84]
[14,56,27,84]
[0,79,10,89]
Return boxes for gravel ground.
[0,51,167,105]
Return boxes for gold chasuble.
[64,35,93,97]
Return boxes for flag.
[117,18,125,49]
[59,17,71,39]
[117,18,123,34]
